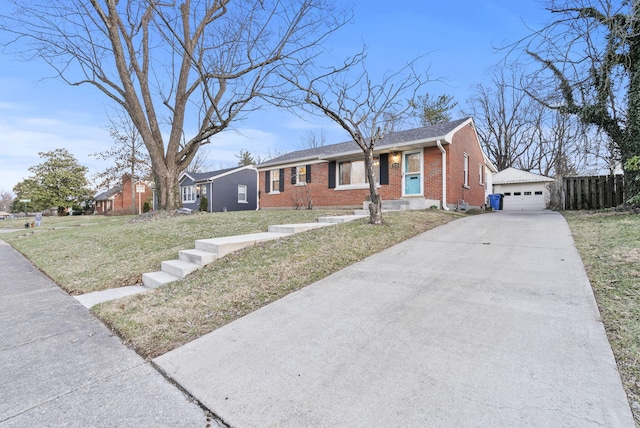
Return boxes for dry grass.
[564,211,640,424]
[93,210,458,359]
[2,210,350,294]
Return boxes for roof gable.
[180,165,256,184]
[493,167,554,184]
[257,118,472,168]
[94,184,122,200]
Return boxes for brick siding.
[259,122,487,209]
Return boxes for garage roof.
[493,167,554,184]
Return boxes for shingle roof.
[94,184,122,201]
[257,118,471,168]
[187,167,239,182]
[493,167,555,184]
[182,166,254,183]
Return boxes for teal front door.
[404,152,422,195]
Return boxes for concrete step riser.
[318,215,368,224]
[179,250,218,266]
[161,261,200,279]
[194,241,244,258]
[142,272,180,289]
[268,223,333,234]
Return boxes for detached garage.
[492,168,554,211]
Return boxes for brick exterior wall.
[96,176,153,214]
[445,122,487,207]
[259,122,488,209]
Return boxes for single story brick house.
[179,165,258,212]
[94,174,153,214]
[257,118,496,210]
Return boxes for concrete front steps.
[142,220,354,289]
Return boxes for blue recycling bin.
[489,194,502,210]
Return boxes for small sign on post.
[20,199,31,228]
[136,185,145,193]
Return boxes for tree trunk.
[365,147,383,225]
[624,4,640,202]
[155,167,181,211]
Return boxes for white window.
[238,184,248,203]
[295,165,307,185]
[182,185,196,203]
[463,154,469,187]
[478,163,483,185]
[270,170,280,193]
[338,159,379,186]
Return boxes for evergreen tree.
[13,149,91,214]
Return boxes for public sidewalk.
[0,240,214,427]
[155,211,635,427]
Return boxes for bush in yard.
[199,196,208,212]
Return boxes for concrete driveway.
[155,211,635,427]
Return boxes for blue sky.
[0,1,551,194]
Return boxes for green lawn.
[2,210,351,294]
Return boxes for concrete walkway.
[0,241,215,427]
[155,211,635,427]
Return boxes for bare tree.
[1,0,349,210]
[465,66,599,177]
[519,0,640,200]
[465,67,540,172]
[188,147,213,173]
[298,128,327,149]
[283,52,428,224]
[0,190,13,213]
[92,109,151,212]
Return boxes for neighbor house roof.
[94,185,122,201]
[493,167,555,184]
[257,118,473,168]
[180,165,256,184]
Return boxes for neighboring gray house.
[179,166,258,212]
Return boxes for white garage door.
[501,184,547,210]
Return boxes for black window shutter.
[379,153,389,185]
[279,168,285,192]
[265,170,271,193]
[306,165,312,183]
[328,161,336,189]
[291,167,296,185]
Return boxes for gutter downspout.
[437,140,449,211]
[256,167,260,210]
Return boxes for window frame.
[182,185,196,203]
[238,184,248,203]
[337,158,380,189]
[295,165,307,185]
[269,169,280,194]
[463,153,469,188]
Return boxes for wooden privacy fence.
[563,175,624,210]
